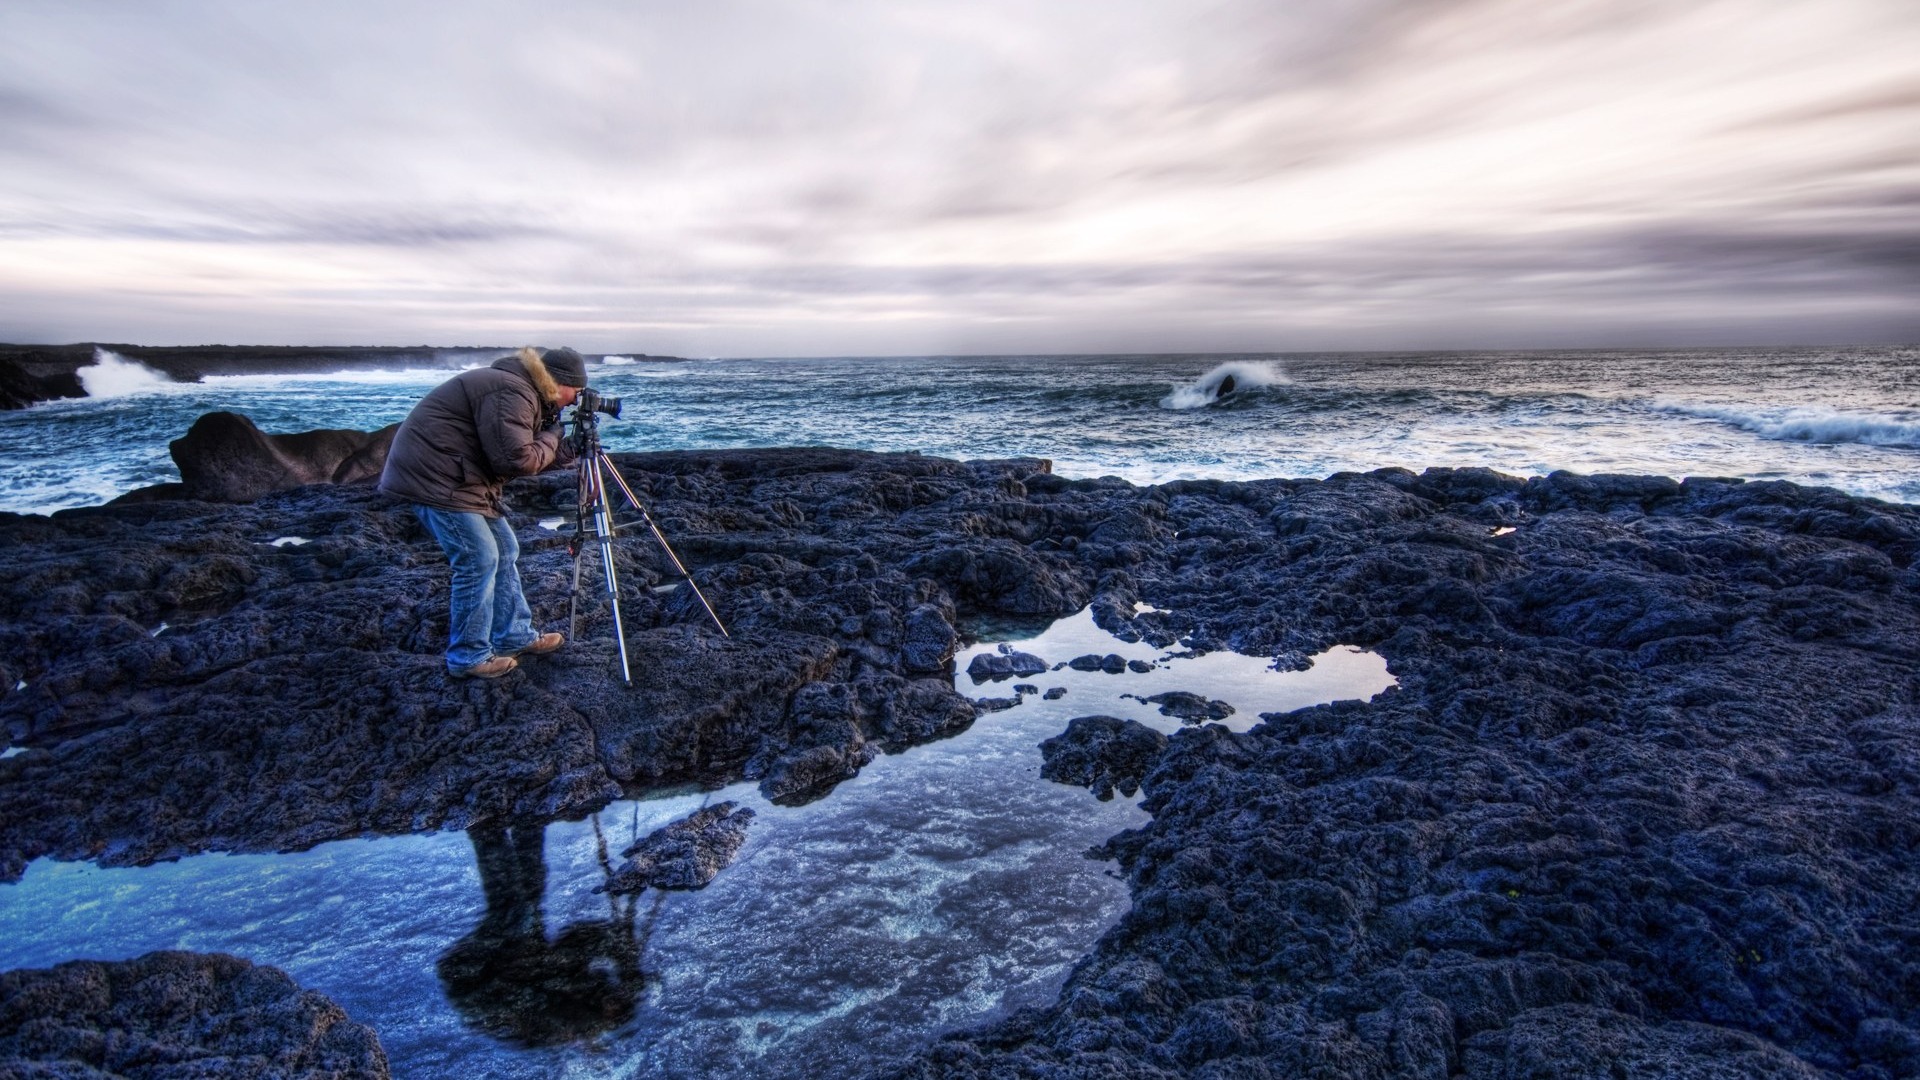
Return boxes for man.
[380,346,588,678]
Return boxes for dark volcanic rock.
[1131,689,1236,723]
[1066,652,1129,673]
[121,410,400,503]
[0,950,389,1078]
[881,467,1920,1079]
[6,451,1920,1078]
[1039,714,1169,801]
[596,801,755,895]
[900,603,958,673]
[0,346,89,410]
[966,650,1047,682]
[0,449,1044,880]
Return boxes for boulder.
[0,950,389,1078]
[966,650,1048,682]
[1131,690,1235,723]
[146,410,399,503]
[1039,714,1169,801]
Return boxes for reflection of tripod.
[567,397,728,686]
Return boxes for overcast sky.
[0,0,1915,355]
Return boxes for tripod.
[567,400,728,686]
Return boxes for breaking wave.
[1656,401,1920,449]
[77,348,175,399]
[1160,361,1290,410]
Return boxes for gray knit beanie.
[543,346,589,388]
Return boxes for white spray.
[1159,361,1290,410]
[77,348,175,398]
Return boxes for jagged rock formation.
[0,449,1050,880]
[2,453,1919,1077]
[112,410,401,503]
[0,346,88,409]
[884,467,1920,1080]
[1038,714,1168,801]
[0,950,389,1078]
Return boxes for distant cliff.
[0,343,690,409]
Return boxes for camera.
[566,389,623,456]
[576,388,622,420]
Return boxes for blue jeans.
[415,506,537,671]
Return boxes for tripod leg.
[590,456,635,686]
[568,545,586,644]
[596,452,730,638]
[570,455,592,643]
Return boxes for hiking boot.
[503,632,564,658]
[451,656,518,679]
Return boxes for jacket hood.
[493,347,561,406]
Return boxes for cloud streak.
[0,0,1914,352]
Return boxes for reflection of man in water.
[437,820,644,1046]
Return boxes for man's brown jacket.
[378,349,576,516]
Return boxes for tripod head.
[567,389,624,457]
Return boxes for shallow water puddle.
[956,607,1397,733]
[0,606,1393,1078]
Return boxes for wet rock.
[6,445,1920,1078]
[966,650,1047,682]
[884,466,1920,1079]
[972,695,1022,713]
[0,449,1044,879]
[596,802,756,895]
[1043,687,1067,700]
[899,603,958,673]
[1039,715,1168,801]
[1131,690,1235,723]
[1066,653,1128,673]
[1126,659,1155,673]
[0,950,389,1077]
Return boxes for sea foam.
[198,366,484,389]
[77,348,175,399]
[1656,402,1920,449]
[1160,361,1290,410]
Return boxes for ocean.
[1,345,1916,514]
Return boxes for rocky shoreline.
[2,448,1917,1077]
[0,344,689,409]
